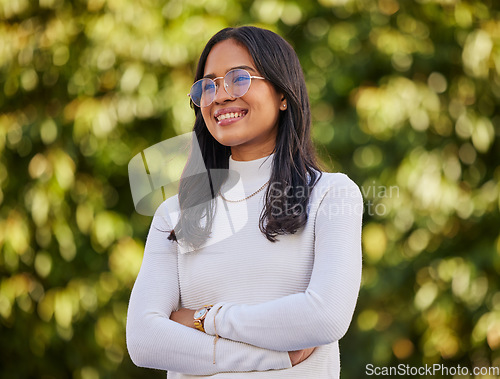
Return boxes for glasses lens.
[190,79,216,107]
[225,69,251,98]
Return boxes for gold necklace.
[219,180,270,203]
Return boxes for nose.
[213,78,234,104]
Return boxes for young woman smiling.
[126,26,363,378]
[200,39,283,161]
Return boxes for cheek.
[253,93,280,118]
[201,109,212,124]
[248,92,277,113]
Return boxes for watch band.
[193,305,213,332]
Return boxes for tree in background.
[0,0,499,377]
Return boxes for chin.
[213,135,245,148]
[209,126,247,146]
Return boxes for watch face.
[194,308,208,319]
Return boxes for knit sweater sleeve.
[203,174,363,351]
[126,202,292,375]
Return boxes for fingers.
[289,347,316,366]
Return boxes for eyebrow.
[203,65,257,79]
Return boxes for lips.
[214,107,248,125]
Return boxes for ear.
[279,95,287,111]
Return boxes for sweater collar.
[228,153,274,185]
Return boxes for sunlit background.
[1,0,499,378]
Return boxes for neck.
[222,152,274,194]
[230,144,276,162]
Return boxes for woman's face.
[201,39,285,161]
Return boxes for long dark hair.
[168,26,323,248]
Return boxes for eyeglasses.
[188,69,265,108]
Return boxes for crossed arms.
[126,175,363,375]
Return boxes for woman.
[126,26,363,378]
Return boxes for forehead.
[203,39,256,76]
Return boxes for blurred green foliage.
[1,0,499,378]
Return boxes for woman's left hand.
[170,308,197,329]
[288,347,316,366]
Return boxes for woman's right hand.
[288,347,316,366]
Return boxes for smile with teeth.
[216,111,247,122]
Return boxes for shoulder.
[309,171,364,224]
[312,171,362,202]
[153,194,180,229]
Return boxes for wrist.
[202,304,224,336]
[193,305,213,332]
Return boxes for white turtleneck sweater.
[126,153,363,378]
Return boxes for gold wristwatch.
[193,305,213,332]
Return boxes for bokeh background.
[1,0,499,378]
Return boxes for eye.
[232,75,250,85]
[203,81,216,92]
